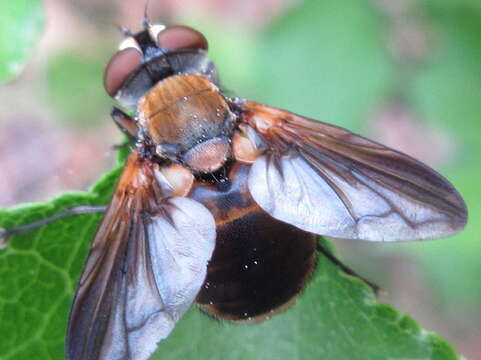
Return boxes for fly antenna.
[143,0,151,28]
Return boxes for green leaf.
[154,241,458,360]
[0,177,459,359]
[0,0,44,82]
[0,166,121,360]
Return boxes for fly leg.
[0,205,106,248]
[316,242,381,294]
[111,107,138,138]
[111,107,137,151]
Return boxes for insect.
[0,22,467,360]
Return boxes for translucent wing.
[237,100,467,241]
[67,152,216,360]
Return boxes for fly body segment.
[3,21,468,360]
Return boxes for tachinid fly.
[0,22,467,360]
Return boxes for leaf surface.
[0,167,458,359]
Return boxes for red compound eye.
[103,47,142,97]
[157,25,208,51]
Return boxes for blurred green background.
[0,0,480,358]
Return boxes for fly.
[0,22,467,360]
